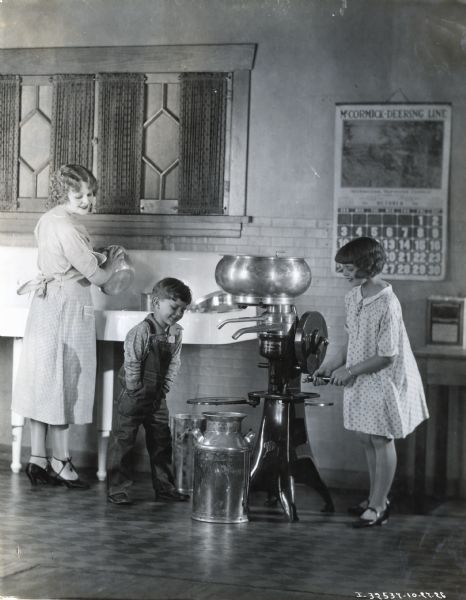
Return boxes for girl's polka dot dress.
[344,284,429,439]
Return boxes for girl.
[313,237,429,527]
[12,164,122,489]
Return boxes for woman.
[12,164,122,489]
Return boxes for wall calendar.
[333,103,451,280]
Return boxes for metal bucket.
[192,412,251,524]
[140,292,152,311]
[172,414,206,495]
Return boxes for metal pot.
[100,246,135,296]
[215,254,312,304]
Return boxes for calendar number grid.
[336,207,444,279]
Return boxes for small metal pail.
[192,412,251,524]
[172,413,206,494]
[140,292,152,311]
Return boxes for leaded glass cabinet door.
[18,77,52,212]
[140,74,180,215]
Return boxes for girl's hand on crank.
[329,365,355,386]
[311,365,332,386]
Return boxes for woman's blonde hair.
[49,164,98,205]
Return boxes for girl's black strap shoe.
[48,457,90,490]
[352,506,389,528]
[347,498,369,516]
[348,497,390,517]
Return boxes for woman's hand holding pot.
[103,245,125,274]
[98,245,134,295]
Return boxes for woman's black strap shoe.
[48,457,90,490]
[25,461,55,486]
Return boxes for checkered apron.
[12,277,97,425]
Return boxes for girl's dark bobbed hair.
[335,236,386,278]
[49,164,98,206]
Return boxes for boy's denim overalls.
[107,318,177,497]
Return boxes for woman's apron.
[12,275,97,425]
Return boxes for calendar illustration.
[333,104,451,281]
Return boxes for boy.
[107,277,192,505]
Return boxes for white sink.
[0,306,256,345]
[0,248,259,345]
[0,307,28,338]
[95,309,256,344]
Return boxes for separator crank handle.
[303,375,331,384]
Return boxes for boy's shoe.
[155,489,190,502]
[107,491,133,505]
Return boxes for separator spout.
[232,323,285,340]
[218,315,266,330]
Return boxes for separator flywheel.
[294,311,329,374]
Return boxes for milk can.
[192,412,254,524]
[172,413,206,494]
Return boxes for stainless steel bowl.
[215,254,312,304]
[189,290,241,313]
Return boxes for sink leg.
[11,412,25,474]
[97,431,110,481]
[96,341,115,482]
[11,338,24,473]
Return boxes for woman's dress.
[12,205,101,425]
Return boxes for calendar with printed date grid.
[336,207,444,278]
[333,103,451,281]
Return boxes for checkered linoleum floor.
[0,461,465,600]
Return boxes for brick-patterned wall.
[167,215,349,370]
[0,217,430,490]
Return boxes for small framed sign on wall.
[333,103,451,280]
